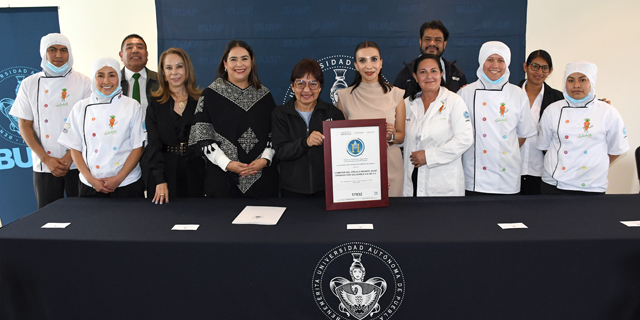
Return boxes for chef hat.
[563,61,597,104]
[476,41,511,87]
[478,41,511,67]
[40,33,74,73]
[90,57,122,101]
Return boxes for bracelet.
[387,133,395,143]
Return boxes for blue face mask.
[481,72,505,85]
[96,86,121,99]
[566,94,591,104]
[45,60,70,74]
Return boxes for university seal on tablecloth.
[0,66,38,146]
[312,242,405,319]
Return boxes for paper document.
[498,222,528,229]
[232,206,286,225]
[41,222,71,229]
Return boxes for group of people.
[11,19,630,209]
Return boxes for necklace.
[172,91,188,109]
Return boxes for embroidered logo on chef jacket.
[56,88,69,108]
[105,115,118,135]
[438,101,446,113]
[312,242,405,320]
[62,122,70,134]
[0,66,38,146]
[578,118,592,138]
[494,102,508,123]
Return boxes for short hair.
[152,48,202,104]
[216,39,262,90]
[121,34,147,51]
[408,54,442,101]
[526,49,554,69]
[419,20,449,42]
[289,58,324,87]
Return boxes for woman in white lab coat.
[402,54,473,197]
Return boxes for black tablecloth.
[1,195,640,319]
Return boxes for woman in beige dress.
[337,41,406,196]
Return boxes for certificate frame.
[323,119,389,211]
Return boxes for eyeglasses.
[528,62,550,73]
[293,79,320,90]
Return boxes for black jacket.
[272,97,345,194]
[517,79,564,119]
[143,96,205,199]
[120,67,160,104]
[394,56,467,98]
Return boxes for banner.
[156,0,527,105]
[0,7,60,225]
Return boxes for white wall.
[527,0,640,194]
[13,0,640,193]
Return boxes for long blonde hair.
[153,47,202,104]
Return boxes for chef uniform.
[58,58,145,197]
[458,41,537,194]
[10,33,92,208]
[402,87,473,196]
[536,61,629,193]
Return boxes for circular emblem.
[312,242,405,320]
[282,55,357,106]
[281,55,389,108]
[0,66,39,146]
[346,138,365,157]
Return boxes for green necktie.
[132,73,141,103]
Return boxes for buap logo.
[282,55,357,106]
[0,66,38,146]
[312,242,405,319]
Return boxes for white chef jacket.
[58,93,145,187]
[458,81,537,194]
[402,87,473,196]
[9,70,92,172]
[536,99,628,192]
[520,80,544,176]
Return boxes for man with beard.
[394,20,467,97]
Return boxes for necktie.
[132,73,141,103]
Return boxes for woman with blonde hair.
[145,48,204,204]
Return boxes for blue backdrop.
[0,7,60,225]
[155,0,527,106]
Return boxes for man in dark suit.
[119,34,159,193]
[394,20,467,97]
[119,34,159,118]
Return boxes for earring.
[224,68,227,72]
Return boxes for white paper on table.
[232,206,286,225]
[41,222,71,229]
[498,222,528,229]
[171,224,200,231]
[347,224,374,230]
[621,220,640,227]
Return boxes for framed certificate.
[323,119,389,210]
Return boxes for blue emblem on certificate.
[347,138,365,157]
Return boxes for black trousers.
[79,178,145,198]
[520,175,542,195]
[33,169,80,209]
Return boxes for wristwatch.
[387,133,395,143]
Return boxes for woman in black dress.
[145,48,204,204]
[188,40,278,198]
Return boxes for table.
[2,195,640,319]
